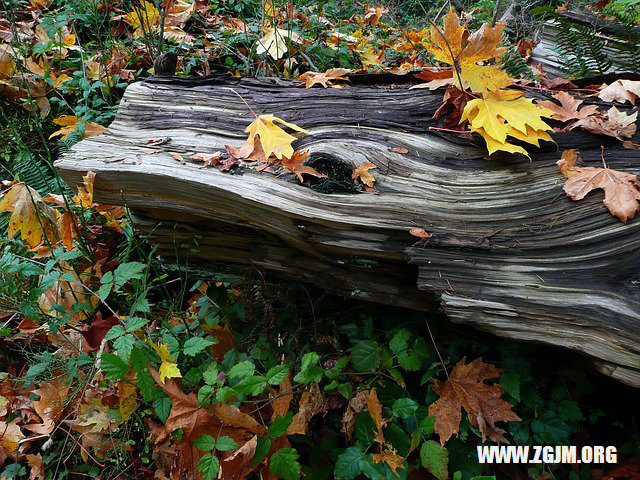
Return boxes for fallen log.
[55,75,640,387]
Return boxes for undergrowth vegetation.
[1,0,640,479]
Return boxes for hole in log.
[305,153,359,194]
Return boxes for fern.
[552,18,612,77]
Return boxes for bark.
[55,75,640,387]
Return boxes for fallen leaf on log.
[298,68,350,88]
[557,149,640,222]
[598,79,640,105]
[536,91,599,123]
[571,106,637,140]
[352,161,377,187]
[281,151,326,183]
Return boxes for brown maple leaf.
[412,67,454,90]
[352,161,377,188]
[298,68,351,88]
[557,149,640,222]
[287,383,323,435]
[281,151,327,183]
[433,85,468,128]
[341,390,368,440]
[536,91,599,123]
[149,366,216,439]
[571,106,637,140]
[428,357,521,445]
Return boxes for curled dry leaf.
[536,91,599,123]
[571,106,637,140]
[298,68,351,88]
[352,161,377,187]
[557,149,640,222]
[598,79,640,105]
[428,357,521,445]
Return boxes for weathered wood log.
[55,75,640,387]
[531,10,640,77]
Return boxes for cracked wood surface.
[55,75,640,387]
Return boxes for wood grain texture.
[55,75,640,386]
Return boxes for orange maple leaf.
[281,151,327,183]
[428,357,521,445]
[298,68,351,88]
[352,161,377,187]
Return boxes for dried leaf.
[536,91,599,123]
[281,151,327,182]
[571,106,637,140]
[428,357,521,445]
[212,403,266,435]
[598,79,640,105]
[49,115,106,140]
[557,150,640,222]
[286,383,323,435]
[352,162,377,187]
[298,68,351,88]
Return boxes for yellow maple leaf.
[118,375,138,421]
[49,115,106,140]
[149,342,182,384]
[425,9,512,92]
[244,114,308,160]
[124,0,160,37]
[0,182,59,248]
[255,27,303,60]
[460,89,554,156]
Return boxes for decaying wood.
[55,75,640,387]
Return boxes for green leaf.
[215,436,238,452]
[130,348,148,371]
[351,340,380,372]
[125,316,149,332]
[266,364,289,385]
[203,363,220,385]
[500,372,520,402]
[105,324,125,340]
[228,360,255,379]
[335,447,364,480]
[419,416,435,435]
[98,281,112,302]
[355,412,376,447]
[198,385,215,406]
[420,440,448,480]
[392,398,418,419]
[390,329,411,354]
[113,262,146,289]
[154,396,172,423]
[194,434,216,452]
[251,437,271,467]
[100,353,128,379]
[197,453,220,480]
[293,352,323,384]
[269,448,301,480]
[113,334,135,362]
[268,412,293,439]
[235,375,268,396]
[183,337,214,357]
